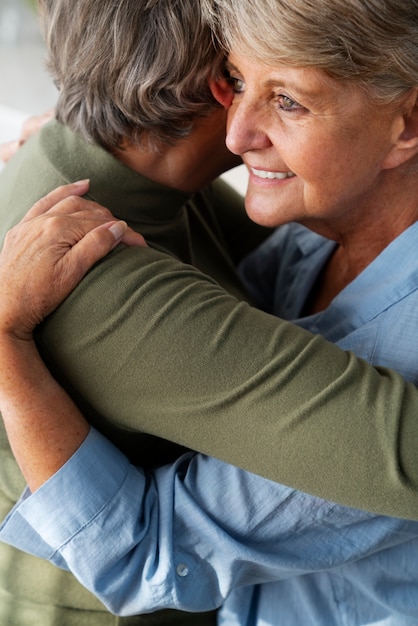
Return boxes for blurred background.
[0,0,57,139]
[0,0,247,192]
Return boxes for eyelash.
[225,73,245,94]
[275,94,302,112]
[224,69,303,113]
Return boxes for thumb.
[66,221,129,281]
[106,221,148,248]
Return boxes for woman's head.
[205,0,418,235]
[38,0,224,150]
[209,0,418,104]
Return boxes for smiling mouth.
[251,168,295,180]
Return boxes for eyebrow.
[225,59,329,104]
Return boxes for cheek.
[271,129,319,179]
[295,137,353,196]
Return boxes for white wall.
[221,165,248,196]
[0,1,57,117]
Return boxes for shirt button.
[176,563,189,577]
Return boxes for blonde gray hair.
[205,0,418,103]
[38,0,224,150]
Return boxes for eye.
[276,94,302,112]
[224,69,245,94]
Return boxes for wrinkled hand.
[0,181,146,339]
[0,109,55,163]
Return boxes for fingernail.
[73,179,90,187]
[108,221,127,240]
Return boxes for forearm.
[0,181,144,493]
[0,335,89,492]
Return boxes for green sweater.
[0,121,268,626]
[0,121,418,624]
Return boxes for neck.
[113,110,240,193]
[303,175,418,314]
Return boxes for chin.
[245,188,298,227]
[244,202,293,228]
[245,210,282,228]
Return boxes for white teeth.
[251,168,295,180]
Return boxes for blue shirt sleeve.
[0,428,134,567]
[1,427,417,617]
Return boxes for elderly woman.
[1,0,418,624]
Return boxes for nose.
[226,99,271,156]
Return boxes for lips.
[251,168,295,180]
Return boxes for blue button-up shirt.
[2,222,418,624]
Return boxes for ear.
[382,88,418,170]
[208,77,235,109]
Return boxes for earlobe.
[209,77,235,109]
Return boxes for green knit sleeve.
[38,245,418,520]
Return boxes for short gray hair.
[207,0,418,103]
[38,0,224,150]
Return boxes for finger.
[64,221,131,284]
[120,227,147,247]
[76,221,146,255]
[48,197,115,222]
[21,181,91,222]
[25,187,118,223]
